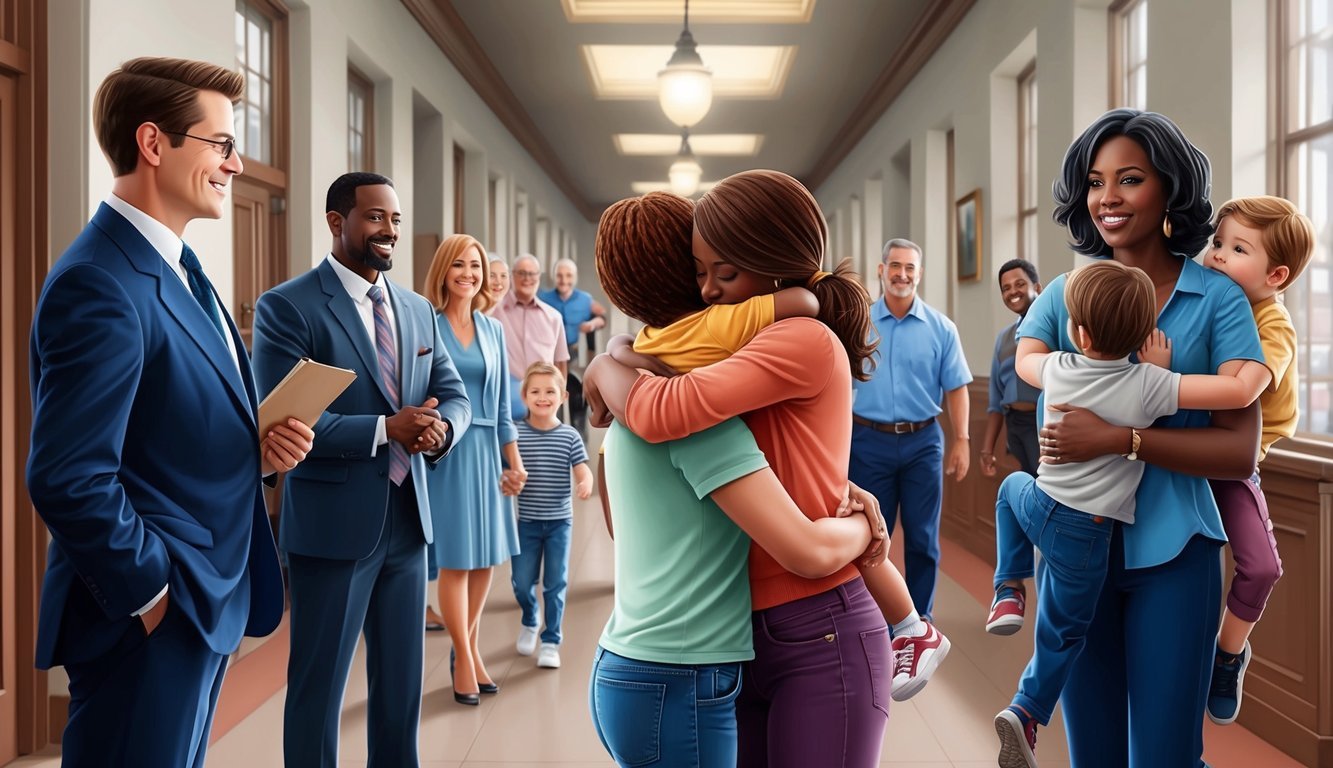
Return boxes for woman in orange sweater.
[587,170,894,767]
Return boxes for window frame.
[1017,60,1038,268]
[234,0,288,181]
[347,65,374,172]
[1109,0,1148,111]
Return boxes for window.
[453,144,465,234]
[347,67,373,172]
[1278,0,1333,437]
[1017,61,1038,267]
[1111,0,1147,111]
[235,1,276,164]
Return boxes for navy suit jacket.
[27,203,284,668]
[250,260,471,559]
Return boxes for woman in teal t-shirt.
[1012,109,1262,767]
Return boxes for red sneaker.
[995,707,1038,768]
[986,584,1026,636]
[890,621,951,701]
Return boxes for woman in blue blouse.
[424,234,527,705]
[1016,110,1262,766]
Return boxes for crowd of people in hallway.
[24,54,1313,768]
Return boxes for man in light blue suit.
[27,57,313,768]
[251,172,472,768]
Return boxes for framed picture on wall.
[955,189,982,282]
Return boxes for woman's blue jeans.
[589,646,744,767]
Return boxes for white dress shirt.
[324,254,397,456]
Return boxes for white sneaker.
[516,626,539,656]
[536,643,561,669]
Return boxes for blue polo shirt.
[1018,256,1263,569]
[988,317,1041,414]
[539,287,596,346]
[852,297,972,423]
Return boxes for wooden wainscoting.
[941,379,1333,765]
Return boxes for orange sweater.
[625,318,859,611]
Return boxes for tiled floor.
[7,436,1307,767]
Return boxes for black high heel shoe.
[452,689,480,706]
[452,648,499,693]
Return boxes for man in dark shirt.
[980,259,1042,477]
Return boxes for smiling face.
[332,184,401,276]
[512,256,541,302]
[998,266,1040,316]
[554,261,577,295]
[691,228,775,305]
[1205,216,1282,304]
[522,372,566,418]
[488,260,510,300]
[877,246,921,301]
[1085,135,1168,253]
[444,245,486,305]
[156,90,243,230]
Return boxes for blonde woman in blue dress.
[424,234,527,705]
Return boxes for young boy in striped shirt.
[510,362,593,669]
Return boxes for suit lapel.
[317,261,398,408]
[92,205,255,428]
[387,280,416,406]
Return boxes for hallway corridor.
[9,434,1302,767]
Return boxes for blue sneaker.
[1207,641,1251,725]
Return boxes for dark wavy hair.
[594,192,707,329]
[694,170,876,381]
[1053,109,1212,259]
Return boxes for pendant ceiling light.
[668,130,702,196]
[658,0,713,128]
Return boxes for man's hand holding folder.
[257,358,355,473]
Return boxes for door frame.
[0,0,50,757]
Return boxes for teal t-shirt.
[599,418,769,665]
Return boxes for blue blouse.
[1018,256,1262,569]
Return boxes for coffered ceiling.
[403,0,974,220]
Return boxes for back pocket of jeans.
[594,676,665,766]
[1047,525,1096,571]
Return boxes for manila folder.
[257,358,357,438]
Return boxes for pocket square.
[416,346,432,357]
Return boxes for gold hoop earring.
[1162,212,1173,239]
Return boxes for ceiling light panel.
[631,180,718,194]
[585,45,796,99]
[614,134,763,156]
[563,0,815,24]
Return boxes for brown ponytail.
[694,170,877,379]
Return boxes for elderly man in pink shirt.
[493,254,569,418]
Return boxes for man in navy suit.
[251,172,472,768]
[26,57,314,767]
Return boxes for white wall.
[48,0,596,310]
[815,0,1268,374]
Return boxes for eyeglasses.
[162,131,236,160]
[513,270,541,279]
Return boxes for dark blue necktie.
[179,244,226,340]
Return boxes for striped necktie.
[179,244,226,341]
[368,285,410,485]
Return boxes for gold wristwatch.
[1124,428,1141,461]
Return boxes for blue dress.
[427,311,520,570]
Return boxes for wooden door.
[231,177,273,349]
[0,67,19,765]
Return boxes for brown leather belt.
[1004,402,1038,413]
[852,414,936,434]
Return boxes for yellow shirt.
[1254,297,1298,460]
[633,295,776,373]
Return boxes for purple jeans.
[1210,474,1283,623]
[737,578,889,768]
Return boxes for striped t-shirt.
[515,421,589,520]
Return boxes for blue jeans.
[994,472,1114,725]
[510,517,572,645]
[848,421,944,617]
[589,646,743,768]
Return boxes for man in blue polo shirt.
[539,258,606,434]
[850,238,972,619]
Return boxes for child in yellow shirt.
[1141,195,1314,726]
[607,237,951,702]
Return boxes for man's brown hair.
[426,234,494,314]
[94,57,244,177]
[1064,260,1156,358]
[594,192,707,329]
[1214,196,1315,291]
